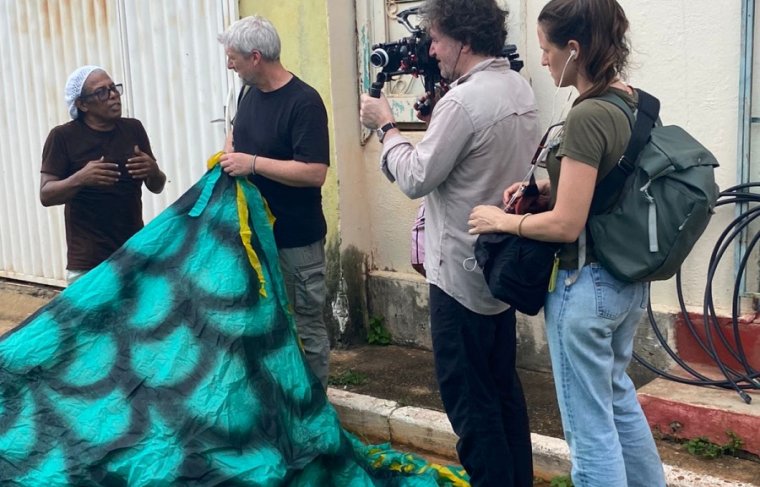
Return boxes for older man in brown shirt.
[40,66,166,283]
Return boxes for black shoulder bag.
[473,127,561,316]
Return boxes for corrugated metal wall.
[0,0,238,286]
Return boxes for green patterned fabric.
[0,159,469,486]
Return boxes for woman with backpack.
[467,0,666,485]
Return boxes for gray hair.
[218,16,281,61]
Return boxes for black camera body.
[368,7,524,115]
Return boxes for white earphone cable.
[549,51,577,125]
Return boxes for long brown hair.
[538,0,630,102]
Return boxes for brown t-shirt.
[41,118,154,271]
[547,88,637,269]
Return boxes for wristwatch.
[376,122,398,143]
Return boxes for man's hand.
[219,152,254,177]
[414,90,441,123]
[126,145,160,180]
[360,93,394,130]
[74,157,120,187]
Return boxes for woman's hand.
[502,181,526,208]
[502,178,551,208]
[468,205,511,235]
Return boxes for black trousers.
[429,285,532,487]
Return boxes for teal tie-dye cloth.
[0,156,469,486]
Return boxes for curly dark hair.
[539,0,630,102]
[420,0,508,57]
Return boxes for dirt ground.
[2,280,759,485]
[331,345,760,486]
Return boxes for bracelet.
[516,213,532,238]
[250,154,258,175]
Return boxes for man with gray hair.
[217,16,331,389]
[40,66,166,284]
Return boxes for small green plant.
[723,431,744,455]
[328,369,368,387]
[686,437,723,458]
[685,431,744,459]
[550,475,573,487]
[367,315,391,345]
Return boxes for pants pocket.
[591,265,635,320]
[294,262,326,316]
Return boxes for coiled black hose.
[633,183,760,404]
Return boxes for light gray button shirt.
[381,58,540,315]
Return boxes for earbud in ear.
[569,49,577,59]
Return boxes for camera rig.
[368,7,524,115]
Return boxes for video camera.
[368,7,524,115]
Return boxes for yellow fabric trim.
[236,180,267,297]
[428,464,470,486]
[367,451,469,485]
[207,151,223,170]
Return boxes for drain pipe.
[737,0,755,297]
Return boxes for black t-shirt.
[233,76,329,248]
[41,118,154,270]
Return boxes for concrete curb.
[328,388,755,487]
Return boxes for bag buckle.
[617,155,636,174]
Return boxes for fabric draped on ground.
[0,154,468,486]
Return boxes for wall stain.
[324,240,369,348]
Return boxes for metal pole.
[736,0,755,298]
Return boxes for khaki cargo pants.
[278,239,330,388]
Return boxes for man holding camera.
[360,0,539,485]
[217,16,331,390]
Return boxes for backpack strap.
[590,88,660,214]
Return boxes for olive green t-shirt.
[547,88,638,269]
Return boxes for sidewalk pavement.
[328,388,756,487]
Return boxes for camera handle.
[369,72,388,98]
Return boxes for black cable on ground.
[633,183,760,404]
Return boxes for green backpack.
[587,88,720,282]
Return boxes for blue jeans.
[544,264,665,487]
[279,239,329,389]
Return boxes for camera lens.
[370,48,390,68]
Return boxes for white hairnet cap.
[64,65,105,120]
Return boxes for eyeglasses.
[80,83,123,103]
